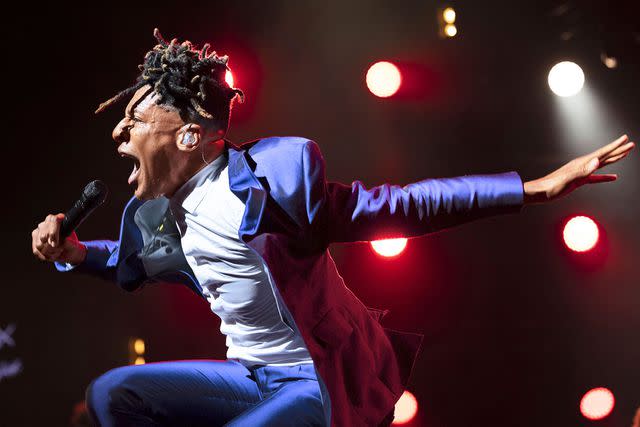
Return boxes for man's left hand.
[523,134,635,204]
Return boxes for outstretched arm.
[303,135,634,244]
[522,134,634,204]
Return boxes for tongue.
[128,163,139,185]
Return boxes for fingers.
[601,141,635,161]
[593,134,629,159]
[32,214,65,262]
[601,150,632,166]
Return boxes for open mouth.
[120,152,141,185]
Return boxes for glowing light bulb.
[548,61,585,97]
[371,238,408,257]
[366,61,402,98]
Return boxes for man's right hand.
[31,213,87,265]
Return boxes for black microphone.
[59,180,108,239]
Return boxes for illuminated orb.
[548,61,585,97]
[580,387,615,420]
[133,339,145,355]
[225,70,235,87]
[444,24,458,37]
[371,238,408,257]
[393,390,418,425]
[563,216,599,252]
[443,7,456,24]
[134,357,146,365]
[366,61,402,98]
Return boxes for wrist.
[523,179,548,205]
[66,242,87,265]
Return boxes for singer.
[31,29,635,426]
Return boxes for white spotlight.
[548,61,585,97]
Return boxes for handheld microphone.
[59,180,108,239]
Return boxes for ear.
[176,123,202,152]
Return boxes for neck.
[166,139,225,198]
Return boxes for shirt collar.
[170,149,228,214]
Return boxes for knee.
[86,366,145,417]
[292,381,323,408]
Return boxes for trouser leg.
[86,359,261,427]
[225,363,326,427]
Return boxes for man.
[31,29,634,426]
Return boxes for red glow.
[580,387,615,420]
[366,61,402,98]
[393,390,418,424]
[563,216,599,252]
[225,70,235,87]
[371,238,408,257]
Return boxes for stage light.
[129,337,146,365]
[600,52,618,69]
[444,24,458,38]
[443,7,456,24]
[580,387,615,420]
[366,61,402,98]
[548,61,585,97]
[225,70,235,88]
[563,216,599,252]
[393,390,418,424]
[371,238,408,257]
[133,339,145,355]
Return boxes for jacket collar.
[226,140,268,242]
[169,150,227,215]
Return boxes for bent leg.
[86,360,261,427]
[225,364,326,427]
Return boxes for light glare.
[225,70,234,87]
[366,61,402,98]
[371,238,408,257]
[393,390,418,424]
[580,388,615,420]
[134,339,145,355]
[444,24,458,37]
[563,216,599,252]
[548,61,585,97]
[443,7,456,24]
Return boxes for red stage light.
[393,390,418,424]
[366,61,402,98]
[371,238,408,257]
[580,387,615,420]
[225,70,235,88]
[563,216,599,252]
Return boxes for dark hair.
[96,28,243,132]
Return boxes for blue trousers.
[86,359,327,426]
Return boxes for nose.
[112,118,130,144]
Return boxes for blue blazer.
[58,136,524,426]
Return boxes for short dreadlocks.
[96,28,244,131]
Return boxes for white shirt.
[169,152,313,367]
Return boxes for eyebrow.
[125,87,154,118]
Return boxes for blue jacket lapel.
[227,142,268,243]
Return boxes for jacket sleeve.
[54,239,119,282]
[302,140,524,244]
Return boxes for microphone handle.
[59,198,93,239]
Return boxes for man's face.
[112,86,186,200]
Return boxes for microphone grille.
[82,180,109,207]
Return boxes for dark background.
[2,1,639,426]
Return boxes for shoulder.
[239,136,318,157]
[237,136,324,176]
